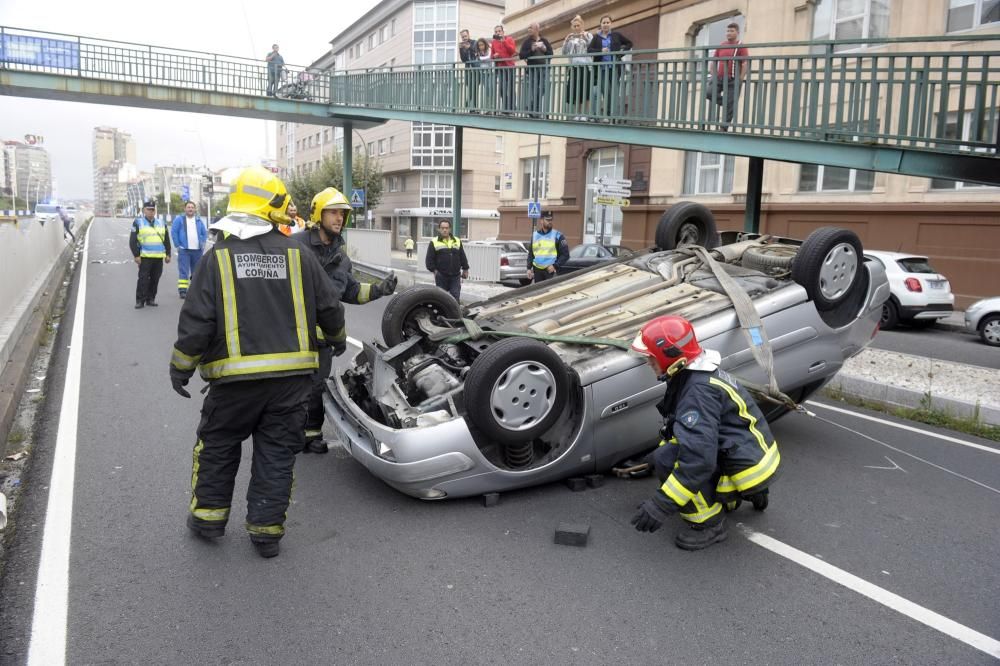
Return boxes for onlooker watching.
[425,219,469,301]
[562,15,593,121]
[588,16,632,119]
[404,236,415,259]
[526,210,569,282]
[458,29,478,108]
[278,201,305,236]
[265,44,284,97]
[491,25,518,113]
[519,22,554,118]
[170,200,207,299]
[57,206,75,243]
[475,38,494,111]
[709,22,749,131]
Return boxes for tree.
[209,194,229,219]
[286,154,383,225]
[155,193,185,216]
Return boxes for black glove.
[171,373,191,399]
[381,272,398,297]
[630,491,675,533]
[332,340,347,357]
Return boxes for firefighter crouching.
[295,187,397,453]
[169,167,347,559]
[629,315,780,551]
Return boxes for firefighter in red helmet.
[629,315,780,550]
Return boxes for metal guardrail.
[1,26,998,155]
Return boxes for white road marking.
[347,336,362,348]
[805,401,1000,455]
[27,232,91,665]
[742,526,1000,660]
[864,456,906,473]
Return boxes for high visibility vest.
[531,229,559,269]
[136,218,167,258]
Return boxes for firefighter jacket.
[170,227,346,385]
[528,228,569,270]
[129,216,171,259]
[425,235,469,276]
[656,368,780,515]
[295,227,375,305]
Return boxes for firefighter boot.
[675,514,728,551]
[251,537,280,558]
[187,513,225,539]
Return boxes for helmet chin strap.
[658,357,688,381]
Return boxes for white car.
[864,250,954,329]
[964,297,1000,347]
[34,203,60,225]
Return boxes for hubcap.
[490,361,557,432]
[677,222,701,246]
[818,242,858,301]
[984,320,1000,344]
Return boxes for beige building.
[276,0,506,247]
[92,127,136,216]
[497,0,1000,306]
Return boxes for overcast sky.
[0,0,381,199]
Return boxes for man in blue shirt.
[170,200,208,299]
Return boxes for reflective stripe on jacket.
[425,235,469,276]
[134,218,168,258]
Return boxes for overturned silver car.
[324,204,889,499]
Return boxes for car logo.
[609,401,628,413]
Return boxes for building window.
[584,147,625,243]
[799,164,875,191]
[495,135,504,153]
[315,132,321,145]
[520,157,550,200]
[386,175,407,192]
[413,0,458,65]
[931,110,998,189]
[947,0,1000,31]
[368,34,375,50]
[379,25,388,43]
[378,138,387,155]
[494,175,501,192]
[389,136,395,153]
[811,0,890,51]
[368,141,375,156]
[411,122,455,168]
[391,18,397,36]
[324,129,331,143]
[420,172,453,208]
[683,152,734,195]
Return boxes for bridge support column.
[744,156,764,233]
[453,126,463,237]
[343,122,353,209]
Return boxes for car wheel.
[979,314,1000,347]
[791,227,863,311]
[655,202,719,251]
[381,286,463,348]
[464,338,569,444]
[741,244,797,272]
[880,299,899,330]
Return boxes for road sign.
[527,201,542,219]
[350,188,366,208]
[594,175,632,188]
[595,196,630,207]
[181,185,190,200]
[596,186,632,197]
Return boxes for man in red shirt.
[710,22,749,131]
[491,24,517,113]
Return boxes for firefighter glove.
[630,491,675,533]
[381,272,398,297]
[332,340,347,357]
[171,373,191,399]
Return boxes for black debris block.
[585,474,604,489]
[565,477,587,492]
[554,522,590,547]
[482,492,500,507]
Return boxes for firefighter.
[129,199,171,308]
[169,167,347,559]
[628,315,780,550]
[526,210,568,282]
[295,187,398,453]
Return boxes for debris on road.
[554,523,590,547]
[565,477,587,492]
[585,474,604,489]
[4,451,28,462]
[482,492,500,507]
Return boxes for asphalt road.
[2,219,999,664]
[871,325,999,370]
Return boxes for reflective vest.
[531,229,560,269]
[136,218,167,258]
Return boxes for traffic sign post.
[595,196,630,207]
[527,201,542,219]
[350,189,366,208]
[592,176,632,246]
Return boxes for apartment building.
[497,0,1000,305]
[2,141,53,206]
[93,127,136,216]
[276,0,505,247]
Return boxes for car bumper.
[897,303,953,320]
[499,264,527,283]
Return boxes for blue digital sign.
[1,34,80,69]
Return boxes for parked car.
[964,297,1000,347]
[557,243,636,274]
[324,203,889,500]
[470,240,530,286]
[863,250,954,330]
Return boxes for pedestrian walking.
[562,15,594,120]
[57,205,75,243]
[628,315,780,550]
[170,200,207,299]
[265,44,284,97]
[130,199,171,309]
[169,167,347,559]
[526,210,568,282]
[706,23,748,131]
[491,25,518,113]
[296,187,398,453]
[519,22,553,118]
[588,16,632,119]
[404,236,415,259]
[425,219,469,301]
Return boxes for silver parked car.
[324,203,889,500]
[964,297,1000,346]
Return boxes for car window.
[896,257,936,274]
[35,204,58,214]
[584,246,603,258]
[569,245,586,258]
[503,243,524,253]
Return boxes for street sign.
[596,186,632,197]
[594,175,632,188]
[527,201,542,219]
[181,185,190,201]
[350,188,366,208]
[595,196,631,207]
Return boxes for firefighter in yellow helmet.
[169,167,347,558]
[294,186,397,453]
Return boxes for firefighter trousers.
[189,375,310,541]
[304,345,334,442]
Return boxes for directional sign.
[181,185,190,201]
[594,175,632,188]
[596,186,632,197]
[350,188,366,208]
[595,196,630,207]
[527,201,542,219]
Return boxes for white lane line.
[27,231,90,665]
[742,526,1000,660]
[347,336,362,348]
[805,400,1000,455]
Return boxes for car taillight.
[500,256,509,266]
[904,277,922,292]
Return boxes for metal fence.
[343,228,391,267]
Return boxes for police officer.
[296,187,398,453]
[130,199,171,308]
[169,167,347,559]
[425,218,469,301]
[628,315,780,550]
[526,210,568,282]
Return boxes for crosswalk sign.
[350,188,365,208]
[527,201,542,219]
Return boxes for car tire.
[791,227,863,312]
[464,337,569,444]
[979,314,1000,347]
[381,286,463,348]
[880,298,899,330]
[741,244,797,272]
[655,202,719,251]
